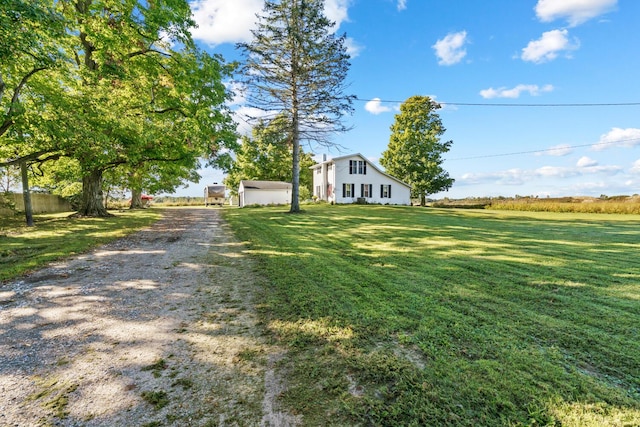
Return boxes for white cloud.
[631,159,640,173]
[535,0,617,27]
[537,144,573,157]
[365,98,392,115]
[232,106,274,136]
[397,0,407,11]
[593,127,640,150]
[345,37,363,58]
[577,156,597,167]
[190,0,353,45]
[479,84,554,99]
[458,161,622,186]
[432,31,468,66]
[190,0,263,45]
[521,29,579,64]
[324,0,351,28]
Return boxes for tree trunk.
[130,188,144,209]
[20,161,34,227]
[76,168,111,217]
[289,115,301,213]
[420,192,426,207]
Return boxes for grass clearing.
[0,209,162,282]
[223,204,640,426]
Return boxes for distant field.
[433,195,640,214]
[224,204,640,426]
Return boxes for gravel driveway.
[0,208,298,427]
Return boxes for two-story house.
[311,153,411,205]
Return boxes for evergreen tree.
[380,96,454,206]
[238,0,354,213]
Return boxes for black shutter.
[380,185,383,198]
[389,185,392,198]
[364,162,367,175]
[349,160,353,174]
[361,184,364,197]
[369,184,372,197]
[342,183,346,197]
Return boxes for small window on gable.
[349,160,366,174]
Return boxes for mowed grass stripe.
[224,204,640,426]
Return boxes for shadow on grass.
[223,204,640,426]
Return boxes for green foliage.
[380,96,454,205]
[224,117,314,197]
[1,0,237,217]
[141,390,169,410]
[223,204,640,426]
[238,0,355,212]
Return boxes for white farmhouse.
[238,180,292,207]
[311,153,411,205]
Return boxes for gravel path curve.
[0,208,298,427]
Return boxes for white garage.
[238,180,292,207]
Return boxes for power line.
[448,138,640,161]
[355,97,640,108]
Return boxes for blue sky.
[180,0,640,199]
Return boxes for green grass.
[223,204,640,426]
[0,209,162,282]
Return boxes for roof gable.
[311,153,411,188]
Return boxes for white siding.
[238,181,292,207]
[311,154,411,205]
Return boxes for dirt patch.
[0,208,297,426]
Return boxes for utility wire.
[448,138,640,161]
[355,97,640,107]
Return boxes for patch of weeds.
[142,421,162,427]
[172,377,194,390]
[235,347,264,364]
[26,377,79,420]
[141,390,169,410]
[141,358,168,378]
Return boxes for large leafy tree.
[55,0,236,216]
[380,95,454,206]
[1,0,236,218]
[237,0,355,213]
[224,117,315,198]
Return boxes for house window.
[343,183,355,197]
[381,184,392,198]
[316,186,321,197]
[361,184,372,198]
[349,160,367,175]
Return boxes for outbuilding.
[238,180,292,207]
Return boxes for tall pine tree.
[238,0,354,213]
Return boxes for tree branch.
[0,66,48,137]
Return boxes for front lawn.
[224,204,640,426]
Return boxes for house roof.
[240,180,292,190]
[310,153,411,188]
